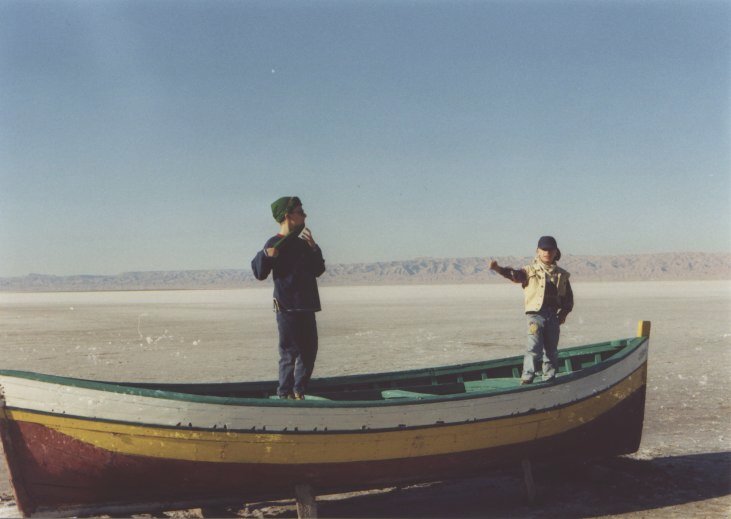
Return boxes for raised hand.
[299,227,316,248]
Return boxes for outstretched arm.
[489,260,527,284]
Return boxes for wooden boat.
[0,322,650,517]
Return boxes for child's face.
[286,205,307,227]
[537,248,557,264]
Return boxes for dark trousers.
[276,311,318,396]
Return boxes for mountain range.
[1,252,729,292]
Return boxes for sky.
[1,0,729,277]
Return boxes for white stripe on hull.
[0,343,647,432]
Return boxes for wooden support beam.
[563,358,573,373]
[295,484,318,519]
[521,458,536,502]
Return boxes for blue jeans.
[276,311,318,396]
[523,309,560,381]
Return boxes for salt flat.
[0,281,729,517]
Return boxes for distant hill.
[1,252,729,292]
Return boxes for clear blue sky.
[1,0,729,277]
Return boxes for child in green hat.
[251,197,326,399]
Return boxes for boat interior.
[119,338,640,401]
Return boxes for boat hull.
[1,364,646,516]
[0,333,650,517]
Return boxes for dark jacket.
[251,235,326,311]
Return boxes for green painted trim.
[381,389,433,399]
[0,337,646,409]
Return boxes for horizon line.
[2,250,729,279]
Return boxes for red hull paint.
[4,386,645,516]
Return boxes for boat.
[0,321,650,517]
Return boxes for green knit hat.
[271,196,302,223]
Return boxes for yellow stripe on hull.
[7,365,645,465]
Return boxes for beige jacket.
[522,263,571,312]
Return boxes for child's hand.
[266,247,279,257]
[300,227,317,248]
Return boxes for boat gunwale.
[4,360,648,436]
[0,337,647,410]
